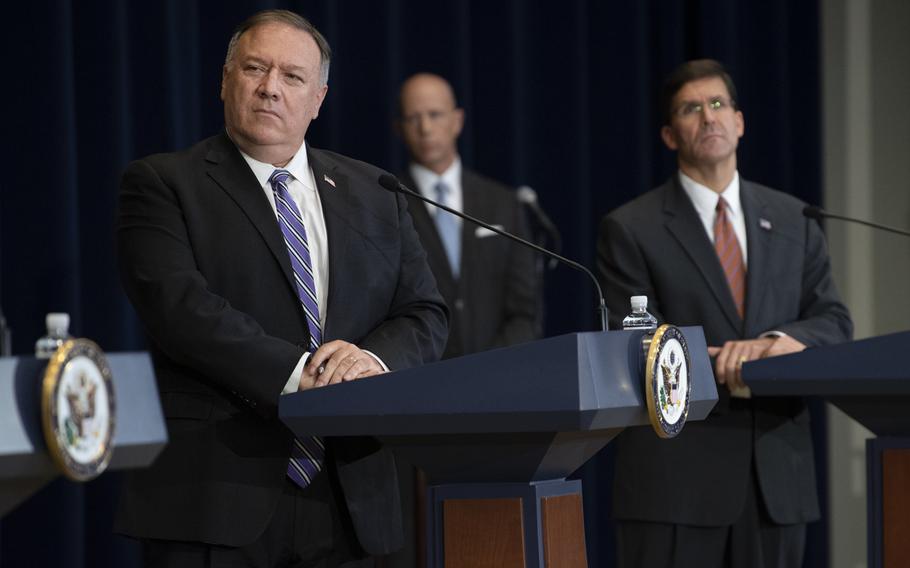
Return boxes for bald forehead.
[400,74,457,109]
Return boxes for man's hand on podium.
[708,335,806,397]
[300,340,385,390]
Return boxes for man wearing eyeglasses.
[597,60,852,567]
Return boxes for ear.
[734,109,745,138]
[452,107,465,137]
[660,125,678,151]
[311,84,329,119]
[220,65,228,101]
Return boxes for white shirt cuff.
[760,330,788,339]
[362,350,390,372]
[281,353,310,394]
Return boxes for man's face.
[661,76,744,170]
[221,22,327,161]
[398,75,464,174]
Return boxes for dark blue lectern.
[281,328,718,567]
[743,331,910,568]
[0,352,167,517]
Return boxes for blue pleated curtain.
[0,1,825,566]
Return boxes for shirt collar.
[679,170,742,219]
[237,141,313,192]
[409,156,461,196]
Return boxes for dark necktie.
[269,169,325,488]
[714,196,746,318]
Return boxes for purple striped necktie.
[714,196,746,318]
[269,169,325,489]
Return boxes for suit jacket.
[399,168,539,359]
[114,132,448,552]
[596,175,852,526]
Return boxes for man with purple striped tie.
[114,9,447,567]
[597,60,851,568]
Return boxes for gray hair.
[224,9,331,86]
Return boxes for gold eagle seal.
[41,339,116,481]
[644,325,691,438]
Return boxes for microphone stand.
[380,175,609,331]
[804,206,910,237]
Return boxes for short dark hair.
[225,9,331,86]
[661,59,738,125]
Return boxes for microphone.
[803,205,910,237]
[378,174,609,331]
[0,312,9,356]
[516,185,562,270]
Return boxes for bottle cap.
[630,295,648,310]
[46,313,70,334]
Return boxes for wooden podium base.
[868,438,910,568]
[428,480,587,568]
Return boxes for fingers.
[764,335,807,357]
[710,338,775,392]
[299,341,385,390]
[713,341,746,388]
[312,342,357,387]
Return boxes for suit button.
[454,299,465,311]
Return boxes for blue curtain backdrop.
[0,1,827,566]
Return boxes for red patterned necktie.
[714,197,746,318]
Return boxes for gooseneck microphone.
[378,174,609,331]
[803,205,910,237]
[516,186,563,270]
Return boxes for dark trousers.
[615,473,807,568]
[142,474,371,568]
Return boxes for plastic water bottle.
[35,313,71,359]
[622,296,658,330]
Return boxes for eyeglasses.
[674,97,735,118]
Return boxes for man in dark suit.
[114,10,447,567]
[597,59,852,567]
[396,73,540,359]
[387,73,541,567]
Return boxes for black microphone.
[516,185,562,270]
[0,311,9,357]
[803,205,910,237]
[378,174,609,331]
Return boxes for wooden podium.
[0,352,166,517]
[743,331,910,568]
[281,328,718,567]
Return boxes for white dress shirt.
[239,143,330,393]
[240,144,330,322]
[239,143,388,393]
[409,157,464,226]
[678,170,748,266]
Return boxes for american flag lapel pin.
[759,218,772,231]
[323,174,336,188]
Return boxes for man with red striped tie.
[597,59,852,568]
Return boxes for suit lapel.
[205,133,296,293]
[400,172,457,288]
[307,148,352,340]
[459,170,481,293]
[663,177,742,332]
[741,180,772,337]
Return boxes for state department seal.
[644,324,691,438]
[41,339,116,481]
